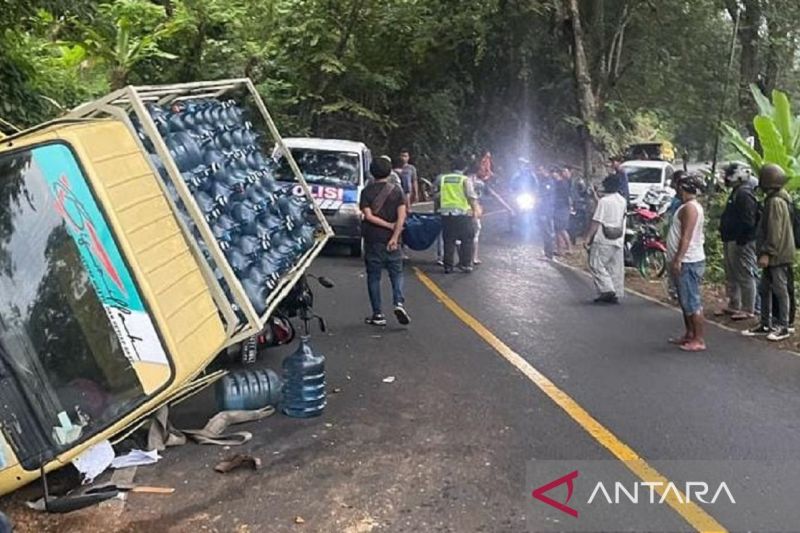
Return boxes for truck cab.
[273,138,371,257]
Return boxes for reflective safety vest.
[439,173,470,212]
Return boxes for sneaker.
[436,259,444,266]
[443,267,453,274]
[767,328,791,342]
[394,305,411,325]
[365,314,387,327]
[790,326,797,334]
[458,265,474,273]
[742,325,774,337]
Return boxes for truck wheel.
[350,242,363,258]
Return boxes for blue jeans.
[676,261,705,315]
[365,241,404,315]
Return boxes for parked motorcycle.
[624,207,668,279]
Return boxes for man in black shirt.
[719,162,759,320]
[359,157,410,326]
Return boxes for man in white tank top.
[666,174,707,352]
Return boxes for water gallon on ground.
[280,336,326,418]
[216,368,283,411]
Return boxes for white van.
[620,160,676,204]
[273,138,372,257]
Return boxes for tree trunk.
[733,0,762,126]
[565,0,598,179]
[110,66,128,91]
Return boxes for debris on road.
[88,484,175,495]
[148,405,275,449]
[214,454,263,474]
[72,440,115,485]
[111,449,161,469]
[294,516,306,525]
[382,376,396,384]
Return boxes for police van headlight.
[516,193,536,210]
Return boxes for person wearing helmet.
[744,164,796,341]
[718,162,759,321]
[667,173,707,352]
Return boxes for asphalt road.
[8,213,800,532]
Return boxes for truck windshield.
[274,148,361,187]
[625,166,663,184]
[0,145,155,464]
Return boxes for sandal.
[680,342,707,352]
[668,336,690,345]
[730,312,755,321]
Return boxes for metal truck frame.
[67,79,333,347]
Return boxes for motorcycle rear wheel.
[638,249,666,280]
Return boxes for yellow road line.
[413,267,727,533]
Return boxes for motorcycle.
[511,189,538,237]
[233,273,334,365]
[624,207,668,279]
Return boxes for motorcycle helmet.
[758,163,788,190]
[676,173,705,194]
[723,162,752,187]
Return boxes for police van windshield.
[0,144,156,465]
[274,148,361,187]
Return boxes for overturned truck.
[0,79,332,495]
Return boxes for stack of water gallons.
[134,99,319,316]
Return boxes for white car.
[621,160,676,204]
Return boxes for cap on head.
[758,164,787,190]
[370,157,392,179]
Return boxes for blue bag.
[402,213,442,251]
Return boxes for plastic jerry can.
[281,336,326,418]
[215,368,283,411]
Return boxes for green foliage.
[2,0,800,178]
[73,0,180,89]
[725,85,800,189]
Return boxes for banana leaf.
[772,90,794,148]
[722,124,763,168]
[754,115,790,169]
[751,84,774,117]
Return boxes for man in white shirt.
[585,174,627,304]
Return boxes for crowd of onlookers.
[355,145,799,353]
[586,159,798,352]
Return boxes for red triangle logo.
[532,470,579,518]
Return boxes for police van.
[273,138,371,257]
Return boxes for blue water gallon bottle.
[215,368,283,411]
[281,336,326,418]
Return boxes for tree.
[75,0,179,89]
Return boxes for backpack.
[780,197,800,249]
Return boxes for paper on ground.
[72,440,115,484]
[111,449,161,469]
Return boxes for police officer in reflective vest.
[435,157,481,273]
